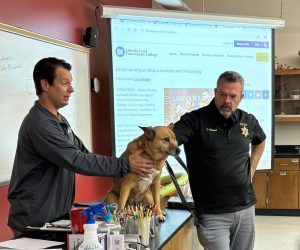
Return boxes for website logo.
[116,47,125,57]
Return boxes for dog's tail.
[160,195,173,210]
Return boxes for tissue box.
[107,234,124,250]
[67,232,108,250]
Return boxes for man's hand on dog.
[128,149,154,177]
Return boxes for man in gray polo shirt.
[8,57,154,235]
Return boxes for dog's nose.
[176,147,181,155]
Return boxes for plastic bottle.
[105,204,117,224]
[78,203,107,250]
[79,223,103,250]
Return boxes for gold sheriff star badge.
[241,126,248,138]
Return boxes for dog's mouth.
[167,147,181,156]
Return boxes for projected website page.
[110,16,273,171]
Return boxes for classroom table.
[148,208,198,250]
[4,208,200,250]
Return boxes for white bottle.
[78,223,103,250]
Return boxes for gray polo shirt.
[8,101,130,231]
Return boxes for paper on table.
[0,237,64,249]
[26,220,71,232]
[43,219,71,231]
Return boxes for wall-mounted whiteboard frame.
[0,23,92,184]
[99,5,285,28]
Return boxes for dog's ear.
[139,126,147,132]
[139,126,156,141]
[145,129,156,141]
[167,123,174,130]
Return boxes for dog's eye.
[163,137,170,143]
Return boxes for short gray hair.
[217,71,244,91]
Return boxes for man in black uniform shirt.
[173,71,266,250]
[8,57,154,236]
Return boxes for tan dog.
[104,124,180,220]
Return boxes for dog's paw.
[157,213,166,222]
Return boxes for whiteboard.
[0,23,92,183]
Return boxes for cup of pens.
[150,215,159,238]
[124,217,151,246]
[116,203,155,246]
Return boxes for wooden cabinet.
[267,170,299,209]
[274,157,300,171]
[252,172,267,208]
[252,157,300,209]
[162,218,202,250]
[299,173,300,207]
[275,69,300,122]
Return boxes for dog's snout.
[167,146,181,157]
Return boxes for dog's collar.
[142,150,166,164]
